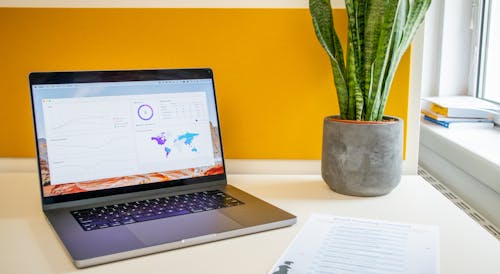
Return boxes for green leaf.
[310,0,349,118]
[365,0,400,121]
[347,41,363,120]
[362,0,385,119]
[376,0,431,120]
[345,0,366,119]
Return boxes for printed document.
[270,214,439,274]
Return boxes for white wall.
[419,0,444,98]
[438,0,474,96]
[420,0,475,98]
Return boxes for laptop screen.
[30,69,225,203]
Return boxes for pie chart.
[137,104,154,120]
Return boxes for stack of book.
[421,96,498,129]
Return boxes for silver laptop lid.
[29,69,225,205]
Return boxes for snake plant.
[310,0,431,121]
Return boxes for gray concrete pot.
[321,115,403,196]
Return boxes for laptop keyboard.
[71,190,244,231]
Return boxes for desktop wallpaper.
[37,125,223,197]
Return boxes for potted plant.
[309,0,431,196]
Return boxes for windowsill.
[419,119,500,227]
[420,120,500,192]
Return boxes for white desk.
[1,173,499,274]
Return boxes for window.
[476,0,500,104]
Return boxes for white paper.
[270,214,439,274]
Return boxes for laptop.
[29,68,296,268]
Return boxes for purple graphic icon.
[138,104,153,120]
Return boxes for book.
[422,96,499,118]
[423,115,494,129]
[421,109,493,122]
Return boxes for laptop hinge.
[42,180,227,211]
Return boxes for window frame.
[472,0,500,105]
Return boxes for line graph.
[47,134,137,185]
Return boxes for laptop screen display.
[30,69,224,200]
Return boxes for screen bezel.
[29,68,227,205]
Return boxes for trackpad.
[127,211,242,246]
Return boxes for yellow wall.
[0,8,410,159]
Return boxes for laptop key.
[122,219,136,225]
[134,209,190,222]
[98,223,110,229]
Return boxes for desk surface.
[1,173,499,274]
